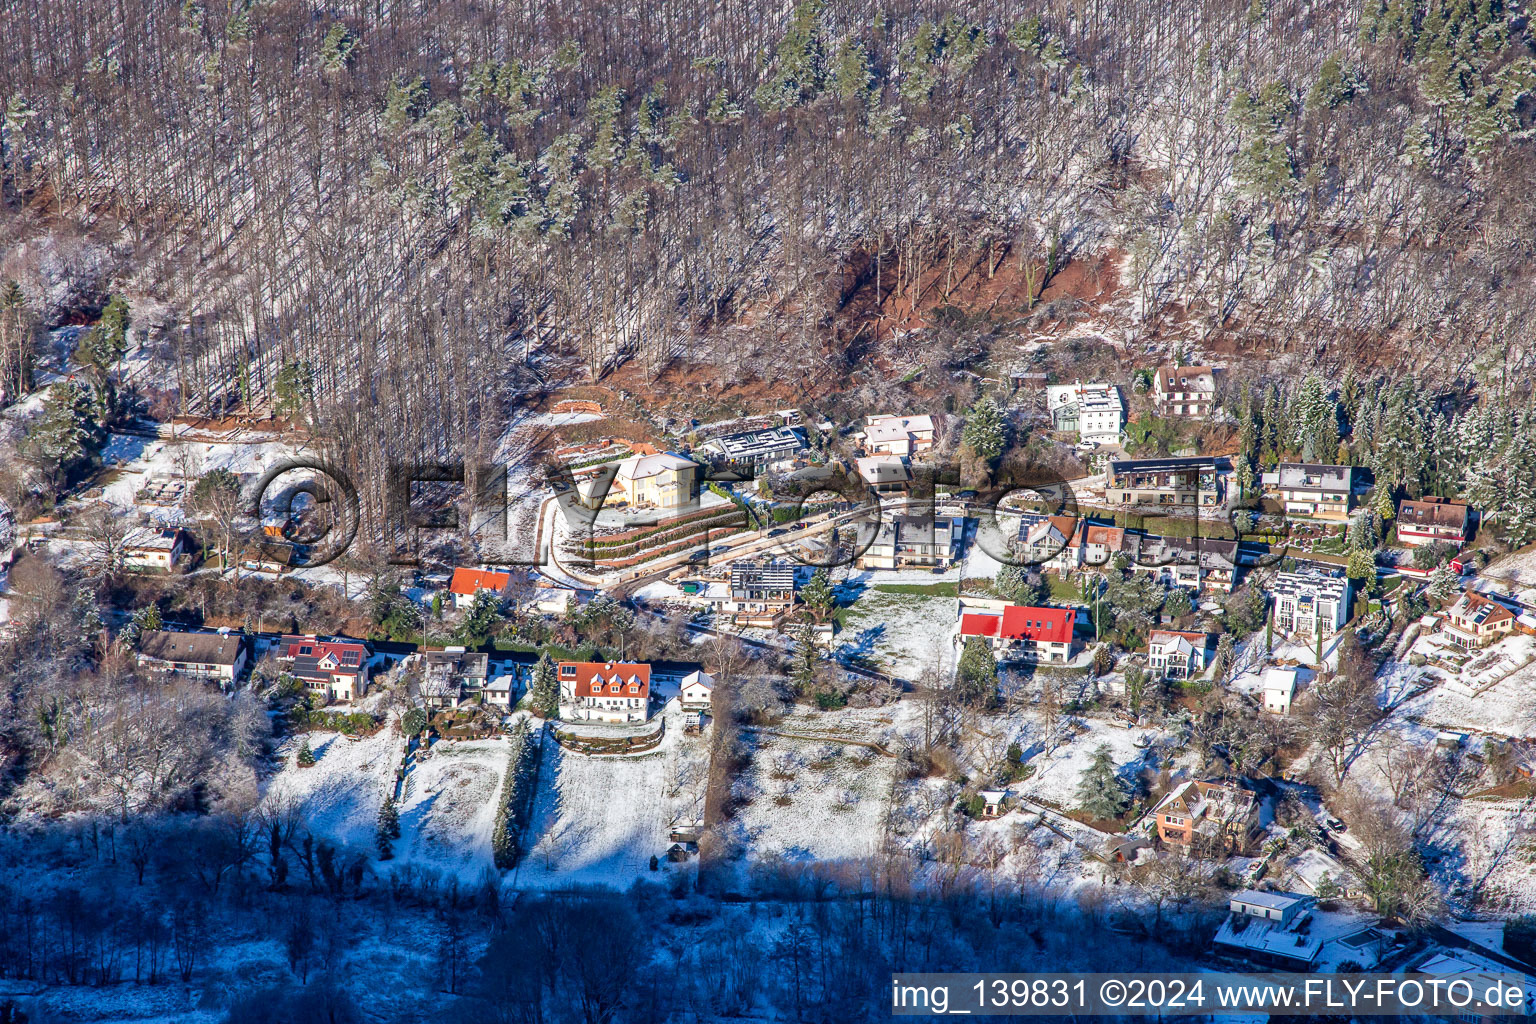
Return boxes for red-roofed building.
[557,661,653,723]
[958,605,1076,663]
[1443,592,1515,649]
[276,635,373,702]
[449,567,511,610]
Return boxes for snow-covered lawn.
[516,704,709,888]
[263,730,399,852]
[1010,716,1156,811]
[833,585,957,679]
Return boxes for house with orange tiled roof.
[557,660,653,723]
[448,567,512,610]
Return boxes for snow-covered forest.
[3,0,1536,1018]
[3,0,1536,523]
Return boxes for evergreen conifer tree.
[375,795,400,859]
[296,737,317,767]
[793,620,820,695]
[529,653,560,718]
[961,395,1007,464]
[1075,744,1129,819]
[955,636,998,708]
[799,568,834,621]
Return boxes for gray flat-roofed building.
[698,426,808,468]
[1105,456,1230,508]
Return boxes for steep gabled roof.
[559,660,652,698]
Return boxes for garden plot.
[1428,798,1536,914]
[1006,716,1158,811]
[516,706,709,889]
[399,738,510,875]
[262,730,399,851]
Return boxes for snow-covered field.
[833,584,957,680]
[263,728,512,880]
[728,705,914,869]
[516,704,709,888]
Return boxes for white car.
[1075,440,1099,452]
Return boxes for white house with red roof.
[276,635,373,702]
[448,567,512,610]
[957,605,1076,663]
[1443,592,1515,649]
[557,660,653,723]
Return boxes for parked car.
[767,528,788,537]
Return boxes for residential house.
[122,527,187,571]
[680,669,714,711]
[138,629,249,685]
[419,648,490,709]
[1212,891,1323,968]
[1125,534,1240,592]
[277,636,372,702]
[1151,364,1218,418]
[855,454,911,496]
[1078,522,1127,569]
[1146,630,1214,680]
[1443,592,1515,649]
[1271,569,1352,638]
[858,515,963,569]
[575,451,698,510]
[1397,497,1472,548]
[482,671,518,708]
[861,414,935,457]
[1152,778,1263,853]
[1046,382,1125,443]
[1260,463,1362,519]
[697,426,808,469]
[1104,457,1230,508]
[957,605,1076,664]
[1015,514,1081,575]
[1262,667,1297,714]
[613,452,697,509]
[239,539,296,574]
[558,660,652,724]
[447,567,513,610]
[680,669,714,729]
[716,561,797,626]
